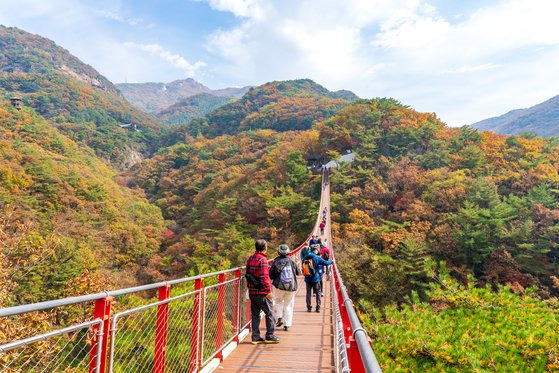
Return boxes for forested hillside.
[189,79,358,137]
[130,129,321,281]
[315,99,559,370]
[0,98,165,308]
[128,96,558,370]
[116,78,249,113]
[0,26,161,167]
[157,93,235,125]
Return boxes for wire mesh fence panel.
[239,276,249,332]
[201,279,238,365]
[111,305,158,373]
[0,320,101,373]
[164,292,197,373]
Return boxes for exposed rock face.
[58,65,106,91]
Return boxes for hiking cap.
[278,244,290,255]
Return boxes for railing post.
[347,337,367,373]
[216,273,226,360]
[154,284,171,373]
[334,267,352,342]
[190,278,204,373]
[233,269,241,340]
[90,296,112,373]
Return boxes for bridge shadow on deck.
[218,277,335,372]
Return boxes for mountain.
[0,26,161,168]
[471,94,559,136]
[157,93,236,125]
[116,79,250,113]
[189,79,359,137]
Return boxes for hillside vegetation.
[317,99,559,370]
[157,93,235,125]
[130,129,322,280]
[0,99,165,307]
[132,97,559,370]
[189,79,357,137]
[116,78,249,113]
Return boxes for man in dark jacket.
[270,244,300,331]
[246,239,280,344]
[303,245,333,312]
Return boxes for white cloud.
[96,9,145,26]
[445,64,501,74]
[124,42,206,77]
[204,0,270,20]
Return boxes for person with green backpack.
[303,244,333,312]
[270,244,300,331]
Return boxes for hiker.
[322,207,328,220]
[303,244,333,312]
[319,220,326,235]
[320,239,331,277]
[309,235,319,246]
[270,244,300,331]
[245,239,280,344]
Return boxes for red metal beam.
[154,285,171,373]
[216,273,226,360]
[190,278,204,372]
[89,297,112,373]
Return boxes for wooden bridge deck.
[218,277,334,372]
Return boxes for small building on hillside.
[10,96,22,110]
[119,123,139,131]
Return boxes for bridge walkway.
[218,276,334,372]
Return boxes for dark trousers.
[249,294,275,340]
[306,282,321,309]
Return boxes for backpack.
[245,272,262,288]
[322,249,330,261]
[279,263,294,286]
[302,258,315,277]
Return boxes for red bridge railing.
[0,168,381,373]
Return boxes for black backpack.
[245,272,262,288]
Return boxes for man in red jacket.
[246,239,280,344]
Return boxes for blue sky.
[1,0,559,126]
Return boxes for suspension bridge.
[0,170,382,372]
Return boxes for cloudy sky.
[1,0,558,126]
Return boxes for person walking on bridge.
[303,245,333,312]
[270,244,299,331]
[320,239,332,277]
[246,239,280,344]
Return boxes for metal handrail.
[324,166,382,373]
[334,261,382,373]
[0,318,104,373]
